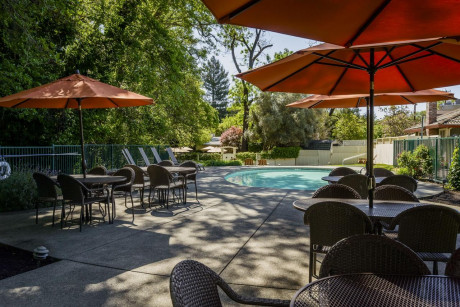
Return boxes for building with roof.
[404,101,460,137]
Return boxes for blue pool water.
[225,168,330,190]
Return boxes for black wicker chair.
[304,201,373,282]
[374,168,394,177]
[328,167,357,176]
[179,161,198,200]
[337,174,368,199]
[33,172,63,227]
[87,166,107,175]
[379,175,417,192]
[57,174,110,232]
[312,184,361,199]
[158,160,174,166]
[445,248,460,277]
[374,185,419,202]
[388,205,460,274]
[319,234,430,278]
[111,167,135,222]
[125,164,150,207]
[147,164,185,208]
[170,260,290,307]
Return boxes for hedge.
[261,146,301,159]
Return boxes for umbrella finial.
[75,69,80,74]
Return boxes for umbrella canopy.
[172,147,193,153]
[205,147,222,153]
[0,73,154,175]
[202,0,460,47]
[237,38,460,207]
[287,90,455,109]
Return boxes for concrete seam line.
[218,192,289,275]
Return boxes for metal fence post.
[435,138,438,181]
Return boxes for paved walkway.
[0,167,453,306]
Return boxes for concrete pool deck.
[0,166,453,306]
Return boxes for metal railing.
[0,144,169,175]
[393,137,460,181]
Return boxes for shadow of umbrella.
[0,72,154,175]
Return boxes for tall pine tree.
[202,56,230,119]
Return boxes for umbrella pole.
[367,49,375,208]
[77,99,87,177]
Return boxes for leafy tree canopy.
[379,106,417,137]
[331,110,367,141]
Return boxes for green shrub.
[261,146,301,159]
[0,170,38,212]
[248,143,263,152]
[396,145,433,179]
[447,146,460,190]
[236,152,257,161]
[176,152,199,161]
[201,160,242,166]
[199,153,222,161]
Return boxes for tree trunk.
[241,81,249,151]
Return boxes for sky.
[215,31,460,119]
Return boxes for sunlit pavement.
[0,166,452,306]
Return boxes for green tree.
[219,26,272,151]
[379,106,417,137]
[332,111,366,141]
[202,56,230,119]
[250,92,321,149]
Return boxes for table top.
[293,198,426,223]
[291,274,460,307]
[140,166,196,174]
[52,174,126,184]
[321,176,386,184]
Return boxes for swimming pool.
[225,168,331,191]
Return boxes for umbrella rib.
[386,49,415,92]
[108,98,120,107]
[345,0,393,47]
[356,97,363,108]
[316,62,357,69]
[353,49,368,67]
[400,96,415,104]
[329,53,358,95]
[221,0,263,22]
[64,98,70,109]
[376,46,396,67]
[378,42,442,69]
[10,98,31,108]
[263,50,337,91]
[310,100,325,108]
[411,43,460,65]
[312,52,367,70]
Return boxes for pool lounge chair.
[122,148,136,165]
[138,148,152,166]
[166,147,205,171]
[150,147,163,164]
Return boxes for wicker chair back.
[319,234,430,278]
[445,248,460,277]
[158,160,174,166]
[380,175,417,192]
[304,201,373,247]
[57,174,85,203]
[87,166,107,175]
[390,205,460,253]
[112,167,134,192]
[125,164,146,185]
[337,174,368,199]
[312,184,361,199]
[147,164,172,187]
[170,260,290,307]
[374,185,419,202]
[328,167,357,176]
[33,172,58,198]
[374,168,394,177]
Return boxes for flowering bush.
[220,126,242,148]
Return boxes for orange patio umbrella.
[286,90,454,109]
[202,0,460,47]
[0,73,154,175]
[237,38,460,207]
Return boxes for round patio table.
[321,176,386,184]
[293,198,427,224]
[291,273,460,307]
